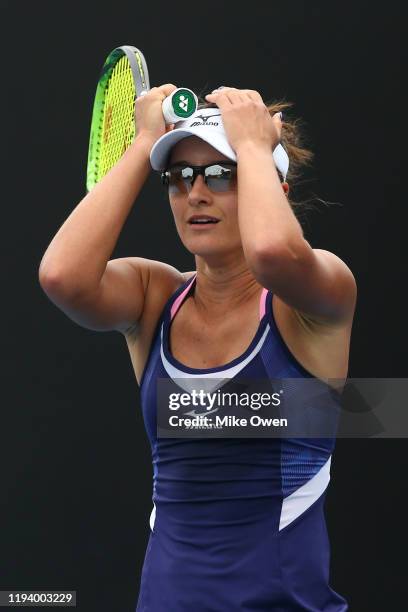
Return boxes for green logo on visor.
[172,89,197,118]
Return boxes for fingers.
[206,88,234,106]
[205,87,264,106]
[139,83,178,100]
[242,89,264,103]
[157,83,178,98]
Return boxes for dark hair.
[196,93,341,226]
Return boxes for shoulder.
[292,245,357,328]
[181,270,197,282]
[143,260,191,305]
[306,248,357,324]
[270,246,357,336]
[146,266,195,307]
[312,248,356,279]
[124,260,189,341]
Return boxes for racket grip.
[162,88,198,124]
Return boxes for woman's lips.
[188,221,220,229]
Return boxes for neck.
[191,258,262,320]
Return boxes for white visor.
[150,107,289,181]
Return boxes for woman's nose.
[188,173,208,194]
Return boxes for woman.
[39,84,356,610]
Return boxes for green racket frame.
[86,45,150,192]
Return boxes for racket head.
[86,45,150,192]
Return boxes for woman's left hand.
[205,87,281,153]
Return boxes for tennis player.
[39,83,355,610]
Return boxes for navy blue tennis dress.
[136,273,348,611]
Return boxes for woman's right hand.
[134,83,178,145]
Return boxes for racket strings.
[98,56,136,180]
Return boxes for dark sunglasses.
[161,161,238,194]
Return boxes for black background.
[3,1,407,610]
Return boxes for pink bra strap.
[259,287,268,320]
[170,273,197,320]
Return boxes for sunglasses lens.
[163,163,237,194]
[165,166,190,194]
[205,164,237,192]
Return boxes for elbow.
[38,266,66,302]
[38,261,56,291]
[38,262,82,301]
[38,260,64,291]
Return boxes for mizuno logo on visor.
[189,113,221,127]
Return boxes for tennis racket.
[86,45,198,192]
